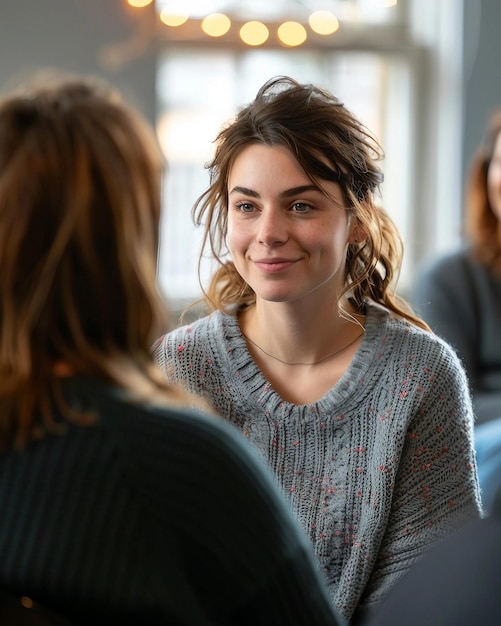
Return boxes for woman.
[413,111,501,514]
[154,76,482,624]
[0,72,346,626]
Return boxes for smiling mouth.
[253,259,297,273]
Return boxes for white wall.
[0,0,157,124]
[462,0,501,182]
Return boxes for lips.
[253,258,298,273]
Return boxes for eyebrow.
[229,184,321,198]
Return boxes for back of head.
[466,109,501,269]
[195,75,425,328]
[0,71,172,445]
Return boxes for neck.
[241,329,364,366]
[238,299,365,366]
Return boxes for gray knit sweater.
[154,302,482,622]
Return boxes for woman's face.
[487,132,501,219]
[226,143,361,307]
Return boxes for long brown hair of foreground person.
[194,75,427,330]
[0,72,188,448]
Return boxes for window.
[154,0,463,304]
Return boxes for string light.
[309,11,339,36]
[201,13,231,37]
[239,21,269,46]
[277,21,307,47]
[160,9,189,26]
[127,0,153,7]
[135,0,400,48]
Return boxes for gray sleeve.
[411,253,501,423]
[411,253,478,386]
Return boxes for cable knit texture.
[154,302,482,621]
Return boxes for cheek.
[317,219,351,251]
[226,220,246,257]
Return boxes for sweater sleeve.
[355,334,482,619]
[412,252,478,378]
[412,251,501,424]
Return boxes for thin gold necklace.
[241,331,364,366]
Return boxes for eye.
[235,201,256,213]
[291,202,313,213]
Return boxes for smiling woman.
[226,143,362,382]
[153,76,482,625]
[226,144,358,343]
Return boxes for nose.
[257,208,288,246]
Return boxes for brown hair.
[193,75,427,329]
[465,110,501,271]
[0,71,196,448]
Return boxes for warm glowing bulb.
[308,11,339,35]
[239,21,269,46]
[277,21,307,47]
[128,0,153,7]
[201,13,231,37]
[160,9,189,26]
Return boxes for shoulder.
[155,311,234,346]
[367,303,467,372]
[417,246,473,282]
[69,376,267,478]
[158,311,223,341]
[111,391,298,525]
[153,311,234,352]
[63,378,304,545]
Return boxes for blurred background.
[1,0,500,310]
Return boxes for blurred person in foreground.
[413,111,501,514]
[154,75,482,624]
[0,71,346,626]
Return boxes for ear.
[348,220,367,245]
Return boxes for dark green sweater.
[0,377,344,626]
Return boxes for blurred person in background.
[413,111,501,514]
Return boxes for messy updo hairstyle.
[0,71,196,448]
[465,109,501,271]
[193,75,426,329]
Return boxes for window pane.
[157,48,412,301]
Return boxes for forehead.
[227,143,347,206]
[232,143,303,166]
[228,144,315,187]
